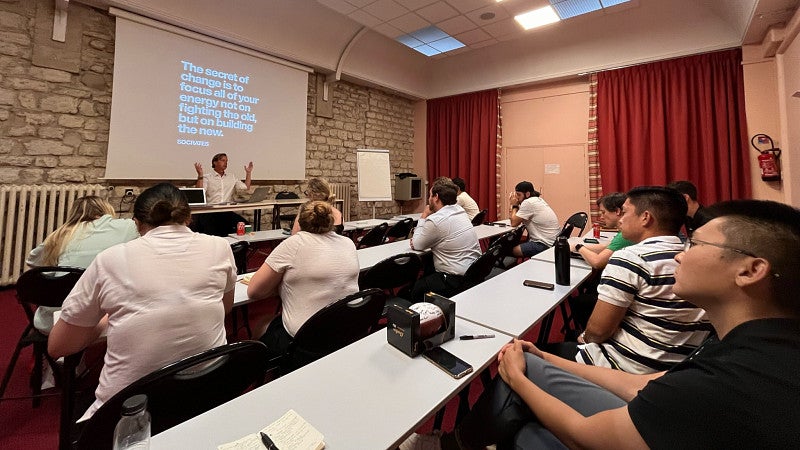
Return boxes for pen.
[459,334,495,340]
[260,432,279,450]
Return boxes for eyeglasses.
[683,238,758,258]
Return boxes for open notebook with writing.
[218,409,325,450]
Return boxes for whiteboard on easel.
[357,149,392,201]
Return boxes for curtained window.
[596,49,751,204]
[427,89,499,221]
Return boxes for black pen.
[260,431,279,450]
[459,334,495,340]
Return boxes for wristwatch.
[575,244,583,252]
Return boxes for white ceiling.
[78,0,799,98]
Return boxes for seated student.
[248,201,359,358]
[575,186,711,374]
[26,196,139,334]
[667,180,710,237]
[48,183,236,421]
[291,178,343,235]
[445,199,800,449]
[508,181,560,258]
[409,181,481,302]
[191,152,254,236]
[452,177,480,220]
[570,192,631,270]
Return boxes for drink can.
[236,222,245,235]
[593,223,601,238]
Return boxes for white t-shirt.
[516,196,560,245]
[266,231,360,336]
[411,204,481,275]
[59,225,236,421]
[456,192,480,220]
[201,171,247,203]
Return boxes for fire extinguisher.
[751,134,782,182]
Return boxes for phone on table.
[583,238,599,244]
[423,347,473,379]
[281,228,292,235]
[523,279,555,290]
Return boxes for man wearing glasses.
[445,199,800,449]
[574,186,711,374]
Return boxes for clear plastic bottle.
[554,236,570,285]
[112,394,151,450]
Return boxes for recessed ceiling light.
[480,12,496,20]
[396,25,465,57]
[515,6,560,30]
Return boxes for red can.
[236,222,245,236]
[593,223,601,238]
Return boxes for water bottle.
[554,236,570,286]
[112,394,151,450]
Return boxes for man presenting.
[509,181,560,257]
[410,181,481,301]
[191,153,253,236]
[446,199,800,449]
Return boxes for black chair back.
[230,241,249,275]
[463,244,503,288]
[75,341,273,450]
[359,252,422,296]
[558,212,589,238]
[357,222,389,249]
[284,288,385,374]
[384,218,414,241]
[471,209,487,226]
[275,191,301,225]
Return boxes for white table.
[356,239,425,271]
[342,218,397,232]
[226,229,290,244]
[473,223,513,242]
[151,319,511,450]
[452,258,592,338]
[193,199,344,231]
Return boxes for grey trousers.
[457,354,626,449]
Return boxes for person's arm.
[247,262,283,300]
[194,162,204,188]
[48,316,108,358]
[410,210,438,251]
[243,162,253,190]
[576,247,614,270]
[582,300,628,343]
[498,341,650,449]
[26,243,46,267]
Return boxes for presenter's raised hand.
[244,161,254,174]
[194,162,203,177]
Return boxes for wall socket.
[124,189,134,196]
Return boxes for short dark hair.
[626,186,687,234]
[431,181,458,206]
[452,177,466,192]
[597,192,626,211]
[515,181,540,197]
[666,180,698,201]
[212,153,227,165]
[705,200,800,315]
[134,183,191,227]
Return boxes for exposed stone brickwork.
[0,1,416,221]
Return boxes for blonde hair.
[40,195,116,265]
[298,200,334,234]
[307,178,335,203]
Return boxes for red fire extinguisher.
[751,134,781,182]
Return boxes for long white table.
[193,198,344,231]
[151,319,511,450]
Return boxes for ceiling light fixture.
[515,6,560,30]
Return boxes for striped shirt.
[577,236,712,374]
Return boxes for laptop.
[180,187,207,206]
[239,186,270,204]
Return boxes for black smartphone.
[583,238,599,244]
[422,347,473,379]
[523,279,555,290]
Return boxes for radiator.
[330,182,351,221]
[0,184,106,286]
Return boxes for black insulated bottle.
[554,236,570,286]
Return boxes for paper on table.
[239,273,255,285]
[218,410,324,450]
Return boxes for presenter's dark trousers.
[190,212,247,237]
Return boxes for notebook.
[239,186,270,204]
[180,187,207,206]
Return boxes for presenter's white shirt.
[59,225,236,421]
[456,192,480,220]
[411,204,481,276]
[202,171,247,203]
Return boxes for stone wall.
[0,0,417,220]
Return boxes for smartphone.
[422,347,473,379]
[523,279,555,290]
[281,228,291,235]
[583,238,599,244]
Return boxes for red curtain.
[596,49,751,204]
[427,90,498,221]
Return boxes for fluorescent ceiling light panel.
[552,0,601,19]
[396,25,464,56]
[514,6,560,30]
[599,0,630,7]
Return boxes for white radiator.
[0,184,106,286]
[330,183,350,221]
